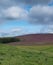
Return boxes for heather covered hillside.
[0,34,53,45]
[16,34,53,42]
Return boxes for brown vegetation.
[7,34,53,45]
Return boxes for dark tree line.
[0,37,20,43]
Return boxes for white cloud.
[40,25,53,33]
[0,27,22,37]
[2,6,28,20]
[28,5,53,25]
[10,28,22,33]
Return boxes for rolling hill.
[16,34,53,42]
[7,34,53,45]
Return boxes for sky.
[0,0,53,37]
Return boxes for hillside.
[7,34,53,45]
[16,34,53,42]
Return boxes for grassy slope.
[0,44,53,65]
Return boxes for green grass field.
[0,44,53,65]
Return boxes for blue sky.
[0,0,53,37]
[0,20,42,37]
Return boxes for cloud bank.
[29,5,53,25]
[0,0,52,24]
[0,0,51,8]
[0,0,53,34]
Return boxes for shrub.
[0,37,20,43]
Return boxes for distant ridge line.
[16,34,53,42]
